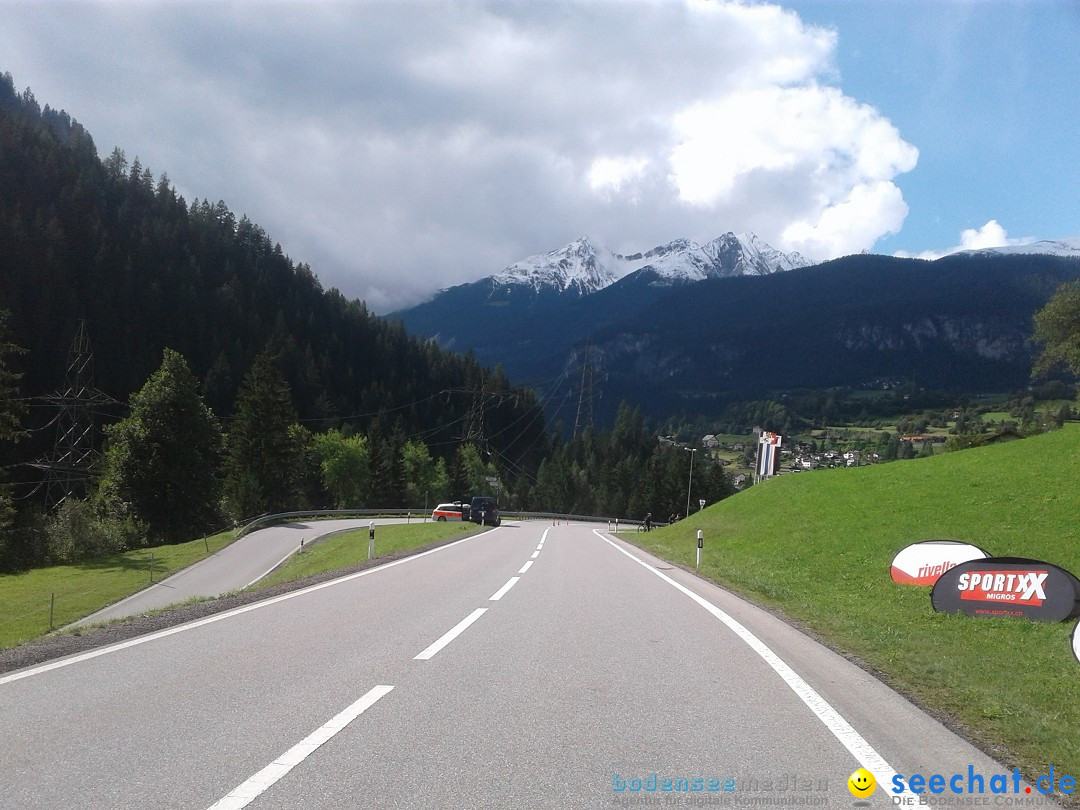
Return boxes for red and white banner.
[759,432,782,447]
[957,569,1048,606]
[890,540,990,586]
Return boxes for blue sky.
[788,0,1080,257]
[1,1,1077,311]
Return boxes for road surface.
[2,522,1029,809]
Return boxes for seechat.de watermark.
[890,766,1076,804]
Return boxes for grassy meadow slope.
[633,425,1080,791]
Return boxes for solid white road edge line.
[593,529,900,788]
[489,576,521,601]
[414,608,488,660]
[206,684,394,810]
[243,548,298,591]
[518,561,533,574]
[0,533,485,686]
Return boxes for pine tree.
[367,425,406,507]
[0,311,27,532]
[96,349,221,543]
[702,459,735,506]
[223,352,305,518]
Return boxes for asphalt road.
[72,519,407,627]
[2,522,1033,809]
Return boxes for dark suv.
[469,496,500,527]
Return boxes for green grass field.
[626,424,1080,792]
[0,530,236,649]
[251,521,477,589]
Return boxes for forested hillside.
[0,73,549,482]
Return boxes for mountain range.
[393,232,813,351]
[392,234,1080,425]
[490,232,812,298]
[958,238,1080,259]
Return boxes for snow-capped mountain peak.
[490,232,812,298]
[491,236,617,296]
[726,232,812,274]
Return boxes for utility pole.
[684,447,697,519]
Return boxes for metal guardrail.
[236,509,428,538]
[235,509,644,538]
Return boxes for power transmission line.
[572,340,598,440]
[27,321,118,509]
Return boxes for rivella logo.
[932,557,1080,622]
[919,562,957,580]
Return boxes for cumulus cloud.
[0,0,919,311]
[959,220,1010,250]
[896,219,1034,260]
[668,84,917,257]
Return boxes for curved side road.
[70,518,407,627]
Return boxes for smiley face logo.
[848,768,877,798]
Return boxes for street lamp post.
[684,447,697,519]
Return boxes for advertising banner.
[757,432,781,478]
[757,444,777,478]
[931,557,1080,622]
[890,540,990,586]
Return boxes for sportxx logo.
[956,570,1048,606]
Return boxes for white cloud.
[959,220,1010,250]
[587,156,649,199]
[0,0,919,311]
[782,181,911,258]
[897,219,1034,260]
[668,84,917,259]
